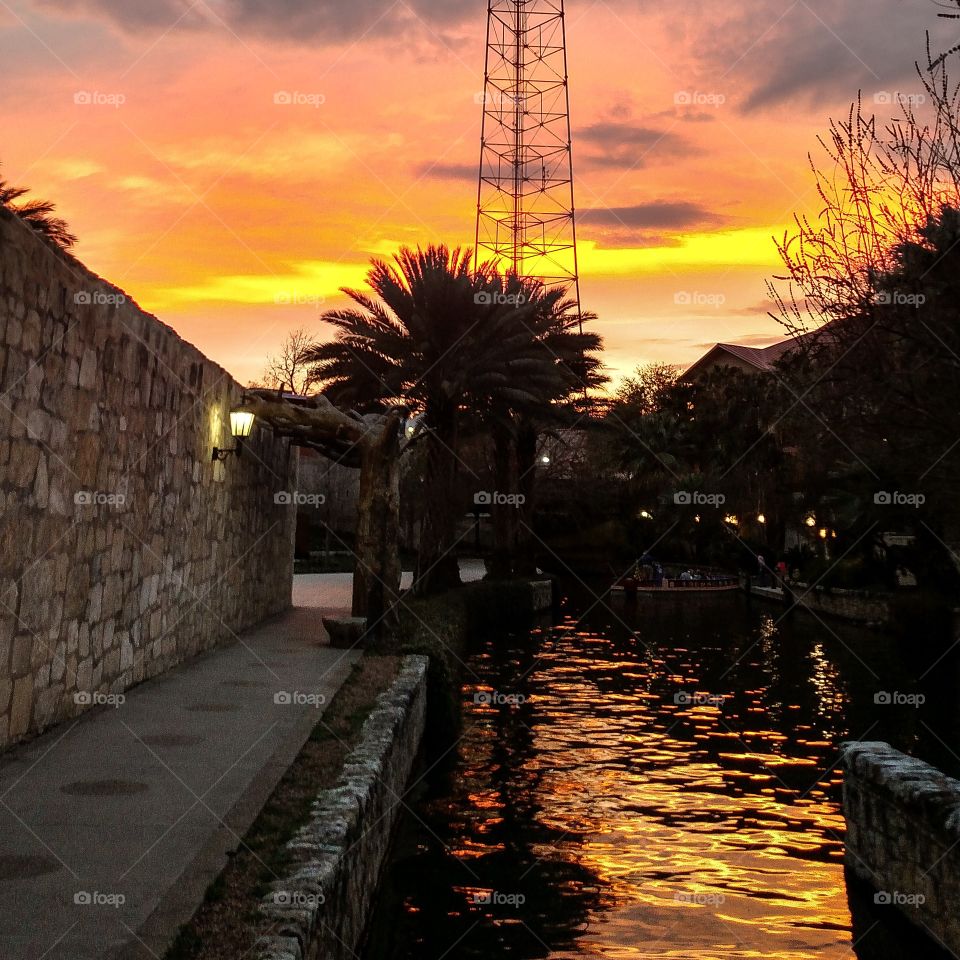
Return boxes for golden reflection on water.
[452,609,856,959]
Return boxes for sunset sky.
[2,0,957,387]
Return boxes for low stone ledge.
[321,617,368,649]
[842,740,960,952]
[255,654,429,960]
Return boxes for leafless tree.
[769,34,960,334]
[260,328,319,396]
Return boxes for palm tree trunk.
[489,419,518,579]
[514,418,540,576]
[413,400,463,595]
[352,417,401,639]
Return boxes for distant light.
[757,513,766,524]
[540,454,551,465]
[694,514,701,523]
[723,514,739,526]
[819,528,828,539]
[804,515,816,528]
[640,510,652,519]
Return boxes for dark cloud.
[697,0,959,113]
[578,122,692,169]
[35,0,479,42]
[580,201,727,230]
[413,161,476,181]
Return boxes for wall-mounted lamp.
[212,410,256,462]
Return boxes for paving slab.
[0,592,360,960]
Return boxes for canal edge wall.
[255,653,429,960]
[842,740,960,952]
[746,580,891,627]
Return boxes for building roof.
[682,329,821,382]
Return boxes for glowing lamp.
[213,409,256,462]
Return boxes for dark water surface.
[364,587,960,959]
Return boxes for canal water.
[364,587,960,959]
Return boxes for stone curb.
[254,654,429,960]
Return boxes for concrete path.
[0,595,360,960]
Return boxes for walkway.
[0,595,359,960]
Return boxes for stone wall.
[749,581,891,627]
[0,207,297,748]
[842,740,960,952]
[256,654,429,960]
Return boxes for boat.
[611,560,739,595]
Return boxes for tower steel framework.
[474,0,581,312]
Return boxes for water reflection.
[365,589,960,959]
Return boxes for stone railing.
[842,740,960,952]
[256,654,429,960]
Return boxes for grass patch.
[164,654,400,960]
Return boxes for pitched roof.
[682,329,822,381]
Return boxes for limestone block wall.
[842,740,960,952]
[0,207,297,748]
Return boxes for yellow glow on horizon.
[578,227,784,275]
[153,260,371,307]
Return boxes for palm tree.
[479,284,605,576]
[0,164,76,249]
[307,245,584,594]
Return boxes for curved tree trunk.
[352,417,402,640]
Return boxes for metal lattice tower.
[475,0,580,309]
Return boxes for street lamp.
[212,410,256,462]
